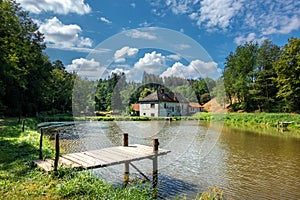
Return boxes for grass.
[192,112,300,138]
[0,118,154,199]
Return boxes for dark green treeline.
[223,38,300,112]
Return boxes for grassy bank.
[0,118,154,199]
[192,112,300,137]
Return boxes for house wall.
[140,102,159,117]
[140,102,189,117]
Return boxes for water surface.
[59,121,300,199]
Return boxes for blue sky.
[17,0,300,81]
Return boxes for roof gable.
[139,89,189,103]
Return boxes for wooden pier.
[277,121,295,132]
[35,132,170,188]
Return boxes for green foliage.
[0,1,76,116]
[273,38,300,112]
[196,187,225,200]
[58,171,152,200]
[223,42,259,111]
[223,38,299,113]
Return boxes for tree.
[273,38,300,112]
[223,42,258,111]
[250,40,280,112]
[44,61,75,113]
[0,0,49,116]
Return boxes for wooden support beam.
[123,133,128,147]
[39,128,44,159]
[130,163,150,182]
[22,119,25,132]
[54,133,60,173]
[123,133,129,187]
[152,138,159,198]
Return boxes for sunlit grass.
[0,118,153,199]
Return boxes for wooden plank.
[134,144,171,155]
[60,154,90,168]
[105,147,143,159]
[84,151,121,167]
[59,156,81,168]
[35,144,171,172]
[34,159,53,172]
[115,145,153,156]
[117,146,159,157]
[101,148,136,161]
[93,149,127,163]
[120,146,153,156]
[83,151,113,165]
[63,153,103,168]
[71,152,104,166]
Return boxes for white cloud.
[114,46,139,63]
[130,3,136,8]
[160,60,220,79]
[139,21,152,27]
[197,0,243,30]
[262,16,300,35]
[125,30,157,40]
[242,1,300,36]
[66,58,106,79]
[234,33,267,45]
[65,58,100,73]
[174,43,191,50]
[125,51,166,81]
[189,12,198,20]
[39,17,93,50]
[167,54,181,61]
[150,0,300,37]
[168,0,192,15]
[99,17,112,24]
[133,51,166,74]
[16,0,91,15]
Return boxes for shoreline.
[33,112,300,137]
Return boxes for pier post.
[152,138,159,198]
[152,138,159,187]
[22,119,25,132]
[39,128,43,159]
[54,133,60,173]
[123,133,129,187]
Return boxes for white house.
[139,89,202,117]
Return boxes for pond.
[57,120,300,199]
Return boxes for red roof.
[131,104,140,111]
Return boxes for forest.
[1,0,299,117]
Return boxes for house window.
[150,103,155,108]
[151,113,155,117]
[164,103,166,108]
